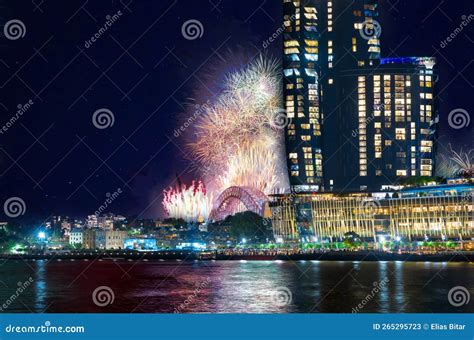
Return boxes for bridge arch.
[209,186,268,221]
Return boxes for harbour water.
[0,260,472,313]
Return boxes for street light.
[38,231,46,240]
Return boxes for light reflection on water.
[0,260,472,313]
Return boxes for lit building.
[82,229,95,249]
[69,229,95,249]
[270,183,473,243]
[69,229,83,246]
[124,238,158,251]
[283,0,380,192]
[87,215,98,228]
[326,57,438,191]
[94,230,127,250]
[282,0,438,192]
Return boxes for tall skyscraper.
[283,0,324,192]
[328,57,437,192]
[282,0,438,192]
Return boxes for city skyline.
[0,0,472,323]
[0,0,472,221]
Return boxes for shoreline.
[1,251,473,262]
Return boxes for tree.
[225,211,272,243]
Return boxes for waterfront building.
[94,230,127,250]
[69,229,83,246]
[69,229,96,249]
[82,229,96,249]
[86,215,98,228]
[270,183,473,243]
[282,0,438,192]
[124,238,158,251]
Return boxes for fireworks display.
[162,181,214,222]
[163,55,289,221]
[437,145,474,178]
[189,55,288,196]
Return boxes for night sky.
[0,0,472,221]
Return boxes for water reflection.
[34,259,47,311]
[0,260,471,313]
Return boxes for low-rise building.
[69,229,83,246]
[124,238,157,251]
[69,229,96,249]
[95,230,127,250]
[270,183,473,244]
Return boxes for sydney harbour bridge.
[208,186,269,221]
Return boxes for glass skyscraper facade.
[282,0,438,192]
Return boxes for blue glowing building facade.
[124,238,158,251]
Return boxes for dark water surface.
[0,259,472,313]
